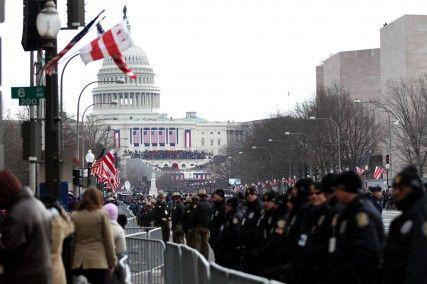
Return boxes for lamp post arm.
[76,81,101,166]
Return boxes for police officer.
[171,192,185,244]
[286,182,332,284]
[209,189,226,262]
[184,194,199,248]
[328,171,384,284]
[239,186,264,274]
[382,166,427,284]
[367,186,383,213]
[191,189,211,258]
[153,191,170,242]
[254,190,287,280]
[215,197,243,270]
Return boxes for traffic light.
[21,0,43,51]
[73,169,81,186]
[67,0,85,29]
[385,154,390,164]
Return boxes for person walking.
[192,189,211,259]
[328,171,384,284]
[382,166,427,284]
[171,192,185,244]
[0,170,52,284]
[71,188,117,284]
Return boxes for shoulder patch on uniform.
[356,212,369,227]
[400,220,413,235]
[248,212,255,219]
[422,221,427,237]
[277,219,286,229]
[233,217,239,224]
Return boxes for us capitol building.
[91,16,243,172]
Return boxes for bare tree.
[385,78,427,175]
[81,116,114,159]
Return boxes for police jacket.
[328,196,385,284]
[153,201,169,227]
[239,198,263,249]
[184,202,197,232]
[171,201,185,227]
[289,203,332,283]
[191,198,211,228]
[382,194,427,284]
[216,210,243,270]
[209,200,226,248]
[252,205,287,280]
[367,195,383,214]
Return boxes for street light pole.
[76,80,123,166]
[80,101,117,167]
[309,117,341,172]
[37,0,61,199]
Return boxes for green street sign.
[18,98,39,106]
[11,86,45,99]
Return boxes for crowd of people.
[0,170,128,284]
[129,165,426,283]
[127,150,208,160]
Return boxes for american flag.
[151,128,158,146]
[159,128,166,146]
[44,11,105,75]
[356,166,365,176]
[113,130,120,148]
[373,166,384,180]
[169,128,176,146]
[143,128,150,146]
[132,128,140,146]
[91,151,120,191]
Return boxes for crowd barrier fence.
[126,234,165,284]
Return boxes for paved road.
[382,209,400,234]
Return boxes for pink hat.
[103,203,119,221]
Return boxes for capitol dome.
[92,40,161,116]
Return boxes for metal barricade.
[148,227,163,240]
[209,262,229,284]
[227,268,270,284]
[194,248,210,284]
[165,242,182,284]
[126,236,165,284]
[125,226,144,236]
[127,217,137,227]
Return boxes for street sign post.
[11,86,45,99]
[11,86,45,105]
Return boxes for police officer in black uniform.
[215,197,243,270]
[171,192,185,244]
[184,194,199,248]
[328,171,384,284]
[253,190,287,280]
[382,165,427,284]
[285,182,332,284]
[239,186,264,274]
[153,191,170,242]
[209,189,226,262]
[367,186,384,214]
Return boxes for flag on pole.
[44,10,105,75]
[373,166,384,180]
[79,21,136,79]
[356,166,365,176]
[91,151,120,191]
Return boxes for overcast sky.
[1,0,426,122]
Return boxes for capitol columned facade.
[92,17,243,171]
